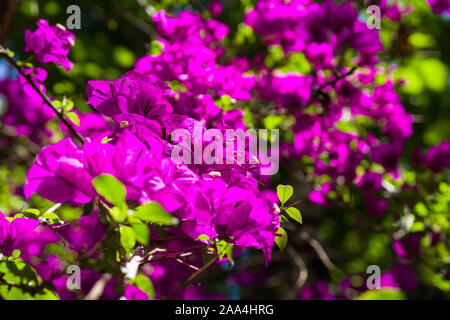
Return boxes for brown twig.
[163,253,220,299]
[307,66,357,106]
[299,230,336,271]
[0,45,85,145]
[286,245,308,299]
[84,273,113,300]
[185,255,218,285]
[114,0,158,40]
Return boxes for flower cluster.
[427,0,450,15]
[25,20,75,72]
[0,0,449,300]
[5,7,280,299]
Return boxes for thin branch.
[150,234,187,243]
[307,66,357,106]
[286,245,308,299]
[186,254,218,285]
[163,255,220,299]
[299,230,336,271]
[84,273,112,300]
[0,45,85,145]
[114,0,158,40]
[140,247,167,263]
[139,248,205,266]
[174,257,200,272]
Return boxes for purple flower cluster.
[245,0,383,64]
[0,68,54,143]
[413,141,450,173]
[23,11,279,273]
[427,0,450,15]
[25,20,75,72]
[0,212,58,261]
[245,1,413,217]
[1,0,449,300]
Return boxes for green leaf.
[41,212,60,224]
[130,223,149,246]
[0,260,58,300]
[6,48,15,58]
[133,202,178,226]
[92,174,126,205]
[120,225,136,252]
[63,99,74,112]
[414,202,428,217]
[66,111,80,126]
[216,240,233,264]
[279,51,311,74]
[275,227,288,251]
[129,274,154,299]
[12,250,21,259]
[356,289,405,300]
[277,184,293,205]
[263,115,283,130]
[101,136,112,143]
[109,206,127,223]
[285,207,302,224]
[92,174,127,219]
[23,209,40,218]
[53,100,62,108]
[265,45,284,68]
[148,40,163,56]
[196,234,210,242]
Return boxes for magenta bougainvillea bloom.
[365,0,412,21]
[427,0,450,14]
[425,141,450,172]
[208,0,223,16]
[60,110,114,142]
[57,212,107,254]
[86,71,173,120]
[0,212,58,261]
[25,19,75,72]
[1,0,449,300]
[393,234,421,260]
[245,0,383,61]
[124,285,149,300]
[24,137,103,203]
[52,269,118,300]
[0,68,54,144]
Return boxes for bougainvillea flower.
[0,77,54,144]
[0,212,58,260]
[427,0,450,15]
[123,285,149,300]
[57,212,107,254]
[86,71,173,120]
[25,20,75,72]
[425,141,450,172]
[24,137,108,203]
